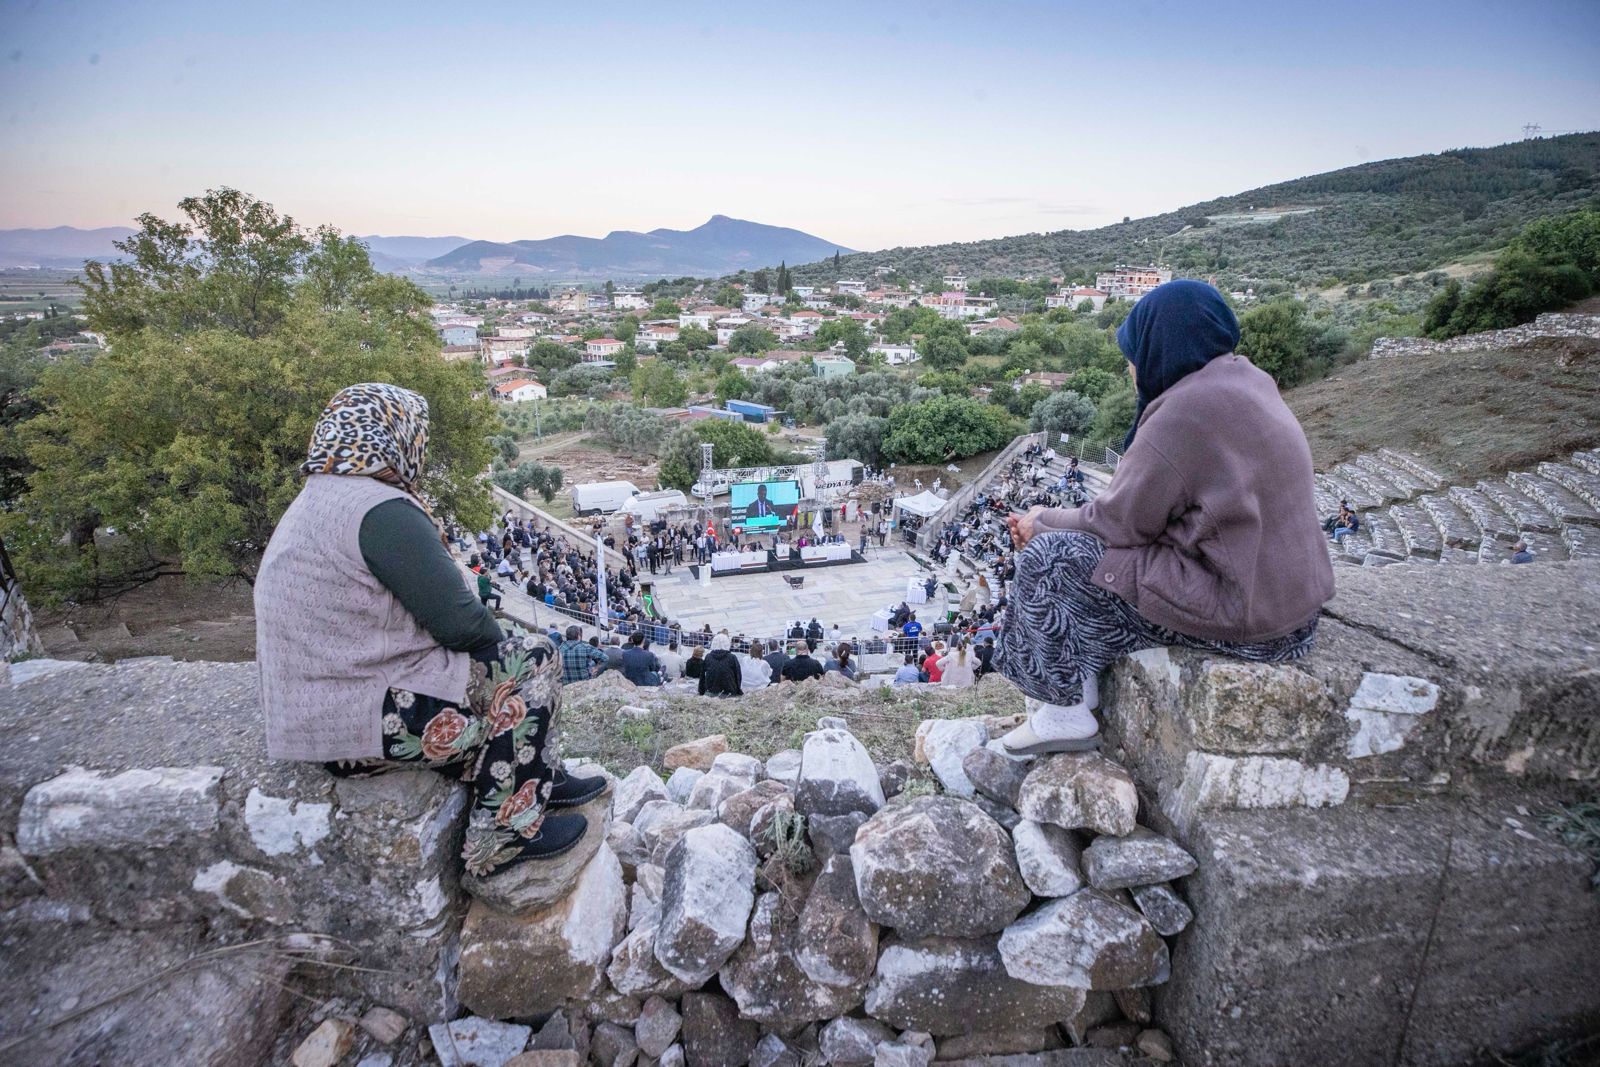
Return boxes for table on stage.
[801,543,853,563]
[711,550,766,573]
[870,608,894,632]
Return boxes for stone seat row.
[1324,453,1600,569]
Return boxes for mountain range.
[0,216,853,278]
[420,216,853,278]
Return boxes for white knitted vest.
[256,475,472,761]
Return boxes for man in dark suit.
[750,484,776,519]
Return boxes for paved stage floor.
[647,547,943,642]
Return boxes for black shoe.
[547,767,611,808]
[520,813,589,861]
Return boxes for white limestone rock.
[719,891,868,1027]
[457,844,628,1018]
[1080,828,1197,890]
[864,936,1086,1036]
[1166,751,1348,829]
[819,1017,896,1067]
[17,765,225,856]
[1011,820,1085,898]
[1015,754,1139,837]
[1344,671,1440,758]
[664,767,704,806]
[635,995,683,1058]
[851,796,1029,939]
[795,853,878,988]
[613,766,672,823]
[765,749,803,784]
[708,751,763,785]
[654,823,758,985]
[1129,882,1193,936]
[428,1016,533,1067]
[795,727,886,818]
[920,719,990,798]
[997,889,1169,990]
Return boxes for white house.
[715,314,752,347]
[868,340,919,366]
[731,356,780,375]
[493,378,548,402]
[835,278,866,295]
[1046,287,1109,311]
[495,326,535,340]
[925,292,997,320]
[612,287,648,311]
[1094,266,1171,301]
[678,304,730,330]
[786,309,824,335]
[585,337,626,363]
[741,292,775,312]
[791,285,815,299]
[942,272,967,291]
[481,337,528,365]
[635,323,679,352]
[438,323,477,347]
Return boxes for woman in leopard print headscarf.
[257,383,608,883]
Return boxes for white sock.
[1081,671,1100,710]
[1027,698,1100,740]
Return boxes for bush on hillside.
[826,413,891,467]
[1424,209,1600,338]
[1029,390,1096,437]
[883,395,1015,464]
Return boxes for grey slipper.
[1000,721,1103,756]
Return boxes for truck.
[617,489,689,524]
[570,480,640,516]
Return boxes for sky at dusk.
[2,0,1597,251]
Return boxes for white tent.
[893,490,947,518]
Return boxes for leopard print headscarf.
[301,383,430,496]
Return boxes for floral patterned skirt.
[326,633,564,877]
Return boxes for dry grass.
[557,674,1025,775]
[1286,340,1600,481]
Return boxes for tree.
[1090,384,1138,442]
[815,317,868,359]
[775,262,791,295]
[752,268,771,293]
[679,324,714,351]
[657,419,776,491]
[917,370,969,394]
[649,298,682,319]
[494,461,564,503]
[1237,300,1312,386]
[630,361,688,407]
[1029,390,1096,436]
[613,314,639,343]
[11,188,494,597]
[728,324,779,353]
[714,284,741,309]
[883,395,1013,464]
[920,332,968,370]
[833,251,841,271]
[1065,367,1120,401]
[826,413,890,467]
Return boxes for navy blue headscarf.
[1115,279,1240,450]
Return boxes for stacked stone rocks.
[453,715,1190,1066]
[1368,311,1600,359]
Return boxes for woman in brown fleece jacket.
[997,280,1335,754]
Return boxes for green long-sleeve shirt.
[358,499,504,655]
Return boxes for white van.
[618,489,688,524]
[571,480,640,516]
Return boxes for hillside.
[1287,332,1600,480]
[800,133,1600,289]
[423,214,854,279]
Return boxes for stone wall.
[2,559,1597,1066]
[0,537,43,663]
[1369,312,1600,359]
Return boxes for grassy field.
[557,671,1025,775]
[0,269,82,312]
[1287,336,1600,480]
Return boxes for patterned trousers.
[995,531,1316,705]
[326,633,565,878]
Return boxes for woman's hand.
[1007,505,1048,550]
